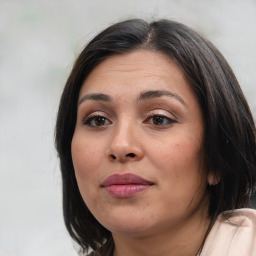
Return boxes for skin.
[71,50,212,256]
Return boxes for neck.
[112,209,211,256]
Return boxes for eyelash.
[144,114,176,127]
[83,113,176,128]
[83,113,112,127]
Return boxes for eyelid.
[145,109,176,120]
[143,109,178,128]
[82,111,111,124]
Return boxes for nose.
[106,122,144,163]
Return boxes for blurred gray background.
[0,1,255,256]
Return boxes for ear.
[207,172,220,186]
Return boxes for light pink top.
[201,208,256,256]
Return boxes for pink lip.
[101,173,153,198]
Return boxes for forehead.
[79,50,194,102]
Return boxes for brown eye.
[152,116,165,125]
[84,115,111,127]
[94,116,106,126]
[145,115,176,126]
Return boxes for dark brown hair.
[55,19,256,255]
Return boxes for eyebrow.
[137,90,186,107]
[78,90,186,107]
[78,93,112,105]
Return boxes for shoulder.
[222,208,256,228]
[201,208,256,256]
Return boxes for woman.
[55,19,256,256]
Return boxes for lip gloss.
[104,184,151,198]
[101,173,153,198]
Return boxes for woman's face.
[71,50,208,237]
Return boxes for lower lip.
[104,184,151,198]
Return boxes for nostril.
[126,153,135,158]
[108,152,137,161]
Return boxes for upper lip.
[101,173,154,187]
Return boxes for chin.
[98,212,153,237]
[108,223,153,238]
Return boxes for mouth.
[101,173,154,198]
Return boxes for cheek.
[151,136,205,187]
[156,140,201,167]
[71,136,104,209]
[157,141,206,209]
[71,135,103,182]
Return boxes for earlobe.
[207,172,220,186]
